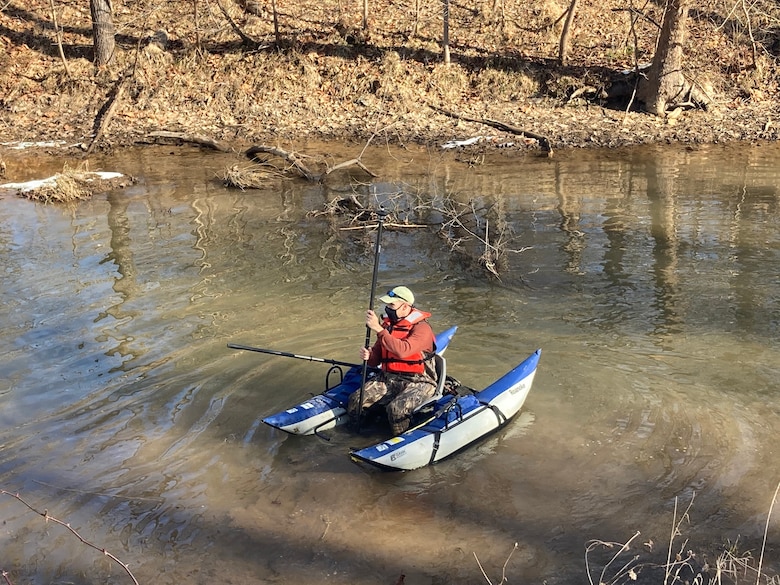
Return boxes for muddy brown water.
[1,142,779,585]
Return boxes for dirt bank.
[1,0,779,157]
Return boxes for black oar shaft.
[227,343,360,369]
[357,209,388,432]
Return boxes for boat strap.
[478,400,508,426]
[428,431,442,466]
[424,400,509,466]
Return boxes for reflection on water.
[0,143,779,585]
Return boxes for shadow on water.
[1,142,780,585]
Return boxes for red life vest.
[379,309,434,375]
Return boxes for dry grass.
[12,164,130,204]
[582,488,780,585]
[23,171,90,204]
[221,162,284,190]
[1,0,779,150]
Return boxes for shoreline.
[2,101,778,161]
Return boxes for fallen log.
[431,106,554,156]
[245,145,317,181]
[145,131,232,152]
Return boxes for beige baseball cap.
[379,286,414,305]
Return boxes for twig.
[664,493,695,585]
[0,490,140,585]
[319,515,331,540]
[339,222,429,231]
[474,542,519,585]
[214,0,259,47]
[474,551,494,585]
[756,481,780,585]
[599,531,641,585]
[664,496,679,585]
[500,543,519,583]
[611,6,661,29]
[48,0,71,77]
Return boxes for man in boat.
[347,285,438,435]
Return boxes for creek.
[1,141,779,585]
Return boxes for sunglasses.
[386,290,411,303]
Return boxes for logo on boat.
[377,436,405,453]
[509,382,527,395]
[390,450,406,461]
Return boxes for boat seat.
[413,354,447,413]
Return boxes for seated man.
[347,285,437,435]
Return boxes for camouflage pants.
[347,372,437,435]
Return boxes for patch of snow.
[442,136,488,149]
[0,140,76,150]
[0,172,125,193]
[0,177,58,192]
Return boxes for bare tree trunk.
[49,0,71,76]
[193,0,201,52]
[442,0,451,64]
[639,0,691,115]
[412,0,421,37]
[90,0,115,67]
[362,0,368,30]
[558,0,579,66]
[271,0,280,44]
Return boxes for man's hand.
[359,347,371,361]
[365,309,383,333]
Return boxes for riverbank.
[1,0,779,158]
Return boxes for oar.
[356,208,388,433]
[227,343,362,369]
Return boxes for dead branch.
[309,190,531,279]
[474,542,519,585]
[87,76,128,155]
[245,145,318,180]
[430,106,554,155]
[215,0,260,47]
[611,7,662,29]
[1,490,140,585]
[531,5,570,32]
[339,222,430,230]
[324,157,378,178]
[147,130,232,152]
[244,145,378,182]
